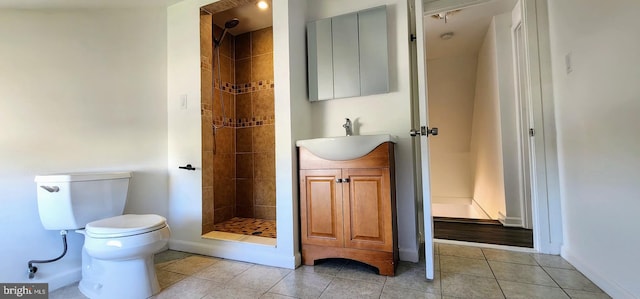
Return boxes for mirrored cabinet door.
[331,12,360,99]
[307,6,389,101]
[359,6,389,96]
[307,18,334,101]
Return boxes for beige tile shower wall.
[234,27,275,220]
[200,13,214,233]
[211,23,237,225]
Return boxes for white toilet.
[35,172,170,299]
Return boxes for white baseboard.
[435,239,536,253]
[561,246,636,299]
[169,239,299,269]
[41,267,82,292]
[471,199,492,219]
[498,211,523,227]
[23,257,83,293]
[50,269,81,292]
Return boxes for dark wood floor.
[434,217,534,248]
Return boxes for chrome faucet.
[343,118,353,136]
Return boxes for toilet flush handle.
[40,186,60,192]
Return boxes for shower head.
[214,17,240,48]
[224,18,240,29]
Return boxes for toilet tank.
[35,172,131,230]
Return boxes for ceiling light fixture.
[440,32,454,40]
[257,0,269,10]
[430,9,461,24]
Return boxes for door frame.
[416,0,562,254]
[409,0,435,280]
[517,0,562,254]
[511,0,534,230]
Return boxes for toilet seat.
[86,214,167,238]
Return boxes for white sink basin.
[296,134,398,161]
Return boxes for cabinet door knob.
[336,178,343,183]
[342,178,350,183]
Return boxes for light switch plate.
[565,52,573,74]
[180,94,188,109]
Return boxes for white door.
[409,0,436,280]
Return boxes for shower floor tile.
[212,217,276,239]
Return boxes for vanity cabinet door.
[298,143,398,276]
[343,168,393,252]
[300,169,344,247]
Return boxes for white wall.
[469,19,506,219]
[167,0,421,265]
[0,8,168,290]
[547,0,640,297]
[465,13,521,224]
[493,12,523,225]
[427,11,523,225]
[281,0,313,255]
[427,54,477,201]
[306,0,420,261]
[167,0,308,268]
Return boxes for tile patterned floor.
[212,217,277,239]
[50,243,610,299]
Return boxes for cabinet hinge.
[410,34,417,42]
[529,128,535,137]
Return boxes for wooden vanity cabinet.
[298,143,398,276]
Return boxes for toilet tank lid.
[35,172,131,183]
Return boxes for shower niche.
[199,0,276,243]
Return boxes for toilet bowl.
[78,214,170,299]
[35,172,171,299]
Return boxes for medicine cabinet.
[307,6,389,101]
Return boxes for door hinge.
[410,34,416,42]
[529,128,535,137]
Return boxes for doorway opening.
[199,0,276,245]
[424,0,533,247]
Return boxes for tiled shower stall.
[200,11,275,237]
